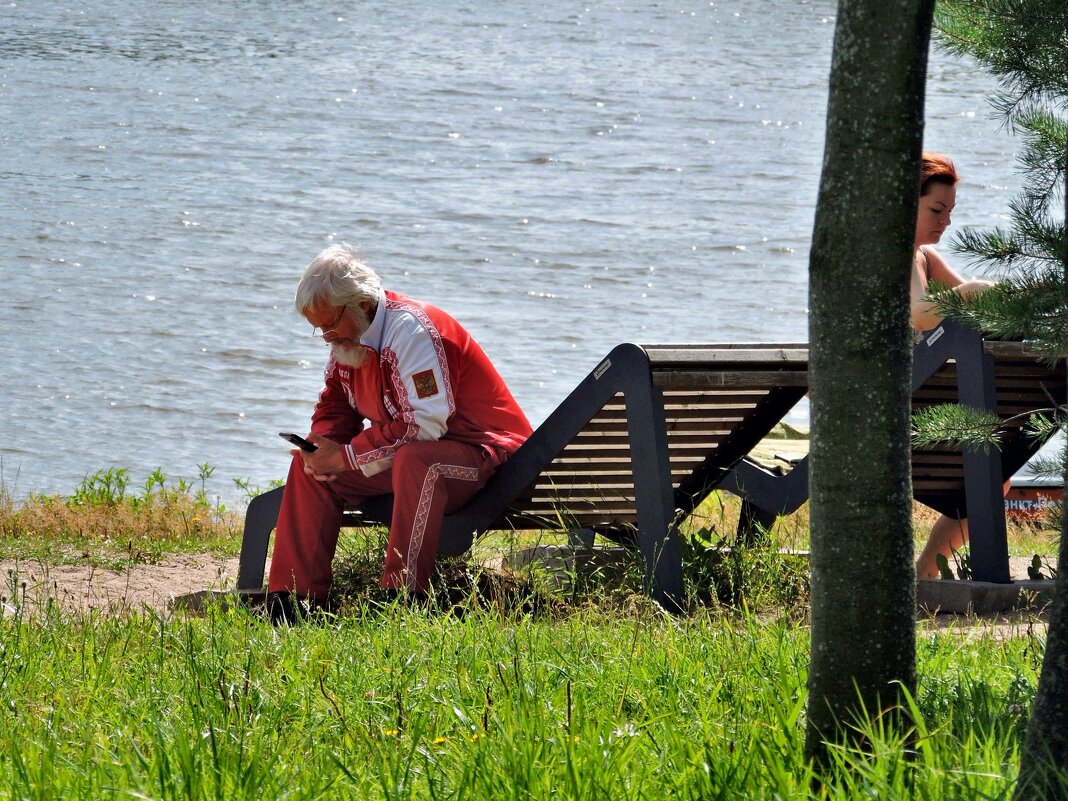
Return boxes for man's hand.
[291,434,348,482]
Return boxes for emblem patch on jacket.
[412,369,440,399]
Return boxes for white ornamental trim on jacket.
[344,298,456,477]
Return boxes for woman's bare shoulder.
[921,247,965,286]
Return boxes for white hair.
[294,243,382,315]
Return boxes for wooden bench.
[236,342,809,611]
[237,320,1061,604]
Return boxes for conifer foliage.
[934,0,1067,363]
[934,2,1067,797]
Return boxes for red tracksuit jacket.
[309,289,532,474]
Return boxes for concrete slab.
[504,546,1060,616]
[170,587,265,613]
[916,578,1056,615]
[497,544,633,590]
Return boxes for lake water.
[0,0,1026,503]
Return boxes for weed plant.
[325,530,551,614]
[327,520,808,619]
[0,465,245,567]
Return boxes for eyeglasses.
[311,306,347,340]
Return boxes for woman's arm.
[910,247,994,331]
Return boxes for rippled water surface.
[0,0,1023,500]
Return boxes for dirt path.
[1,554,256,617]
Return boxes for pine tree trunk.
[1014,134,1068,801]
[804,0,934,764]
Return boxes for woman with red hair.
[910,152,995,331]
[911,152,997,578]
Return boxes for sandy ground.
[0,552,1054,639]
[0,553,256,617]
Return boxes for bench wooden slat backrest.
[486,345,810,538]
[911,336,1066,517]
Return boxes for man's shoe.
[267,591,307,626]
[267,591,336,626]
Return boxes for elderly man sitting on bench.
[268,244,532,624]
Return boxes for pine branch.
[911,404,1004,452]
[935,1,1068,103]
[924,275,1068,361]
[912,406,1065,456]
[951,227,1058,272]
[1026,412,1067,442]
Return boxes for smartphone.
[279,432,318,452]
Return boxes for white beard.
[331,343,369,368]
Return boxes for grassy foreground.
[0,599,1043,800]
[0,467,1061,798]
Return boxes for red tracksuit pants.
[268,440,499,599]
